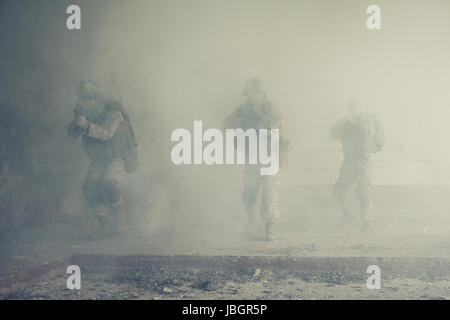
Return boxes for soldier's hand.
[75,115,89,129]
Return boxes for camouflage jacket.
[68,99,137,165]
[224,100,289,166]
[331,113,384,158]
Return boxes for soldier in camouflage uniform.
[68,80,137,239]
[224,77,288,241]
[331,99,384,232]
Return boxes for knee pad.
[99,179,122,207]
[355,184,371,206]
[82,179,101,207]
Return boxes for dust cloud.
[1,0,450,248]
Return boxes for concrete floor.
[1,185,450,299]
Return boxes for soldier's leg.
[100,158,126,232]
[355,160,373,232]
[260,173,281,241]
[334,158,356,223]
[87,204,117,240]
[82,160,104,227]
[82,161,118,239]
[242,166,262,231]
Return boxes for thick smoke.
[1,0,450,241]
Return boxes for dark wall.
[0,1,105,230]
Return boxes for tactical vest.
[232,100,288,160]
[81,100,138,170]
[340,114,381,158]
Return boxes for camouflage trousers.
[82,158,126,218]
[334,156,373,223]
[242,165,281,222]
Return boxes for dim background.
[1,0,450,235]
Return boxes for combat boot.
[265,221,276,242]
[112,208,123,234]
[88,215,118,241]
[360,204,374,233]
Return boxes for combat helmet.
[243,77,265,97]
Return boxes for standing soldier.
[68,80,138,239]
[224,77,288,241]
[331,99,384,233]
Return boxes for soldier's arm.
[267,104,289,166]
[223,107,245,129]
[86,110,124,141]
[268,106,287,146]
[331,118,347,140]
[373,116,385,152]
[67,120,84,138]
